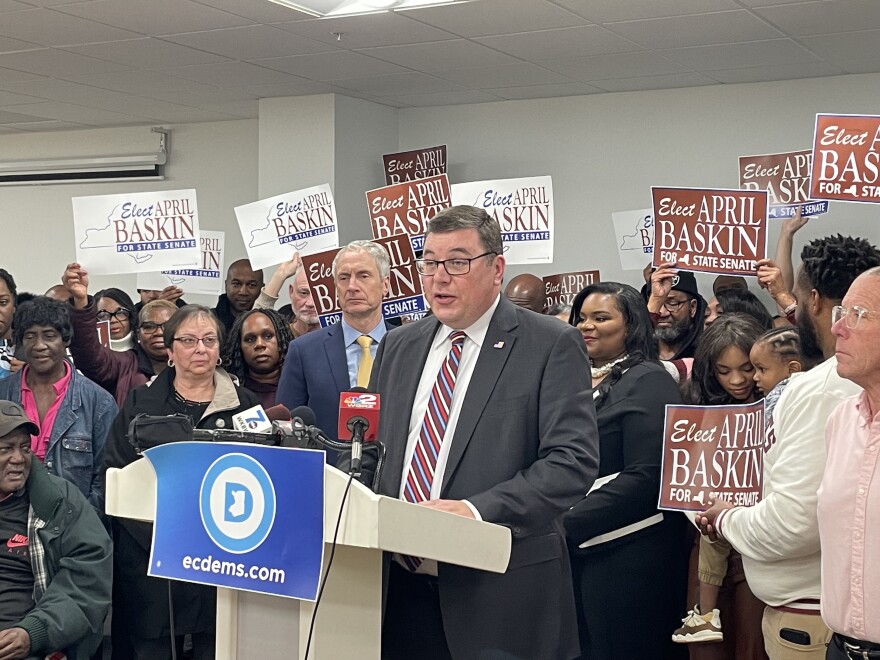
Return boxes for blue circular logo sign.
[199,453,276,554]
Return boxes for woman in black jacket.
[563,282,690,660]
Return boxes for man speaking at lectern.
[344,205,599,659]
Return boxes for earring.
[167,359,175,368]
[216,357,223,366]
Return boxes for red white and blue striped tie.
[402,331,467,571]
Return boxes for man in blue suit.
[277,240,393,448]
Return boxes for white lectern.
[106,459,512,659]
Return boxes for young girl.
[749,327,805,444]
[674,314,768,659]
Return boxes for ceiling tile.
[189,0,314,22]
[240,81,340,97]
[357,39,518,72]
[383,89,503,106]
[208,99,260,117]
[541,51,687,81]
[274,11,457,48]
[3,120,88,131]
[16,0,104,5]
[150,88,259,106]
[0,36,41,54]
[0,67,43,83]
[131,107,239,123]
[432,62,571,88]
[801,29,880,60]
[164,25,338,61]
[332,71,464,94]
[590,71,718,92]
[0,1,33,12]
[753,0,880,36]
[62,38,230,69]
[834,57,880,74]
[0,101,142,125]
[0,89,44,105]
[54,0,253,36]
[0,78,132,102]
[710,61,842,83]
[0,48,132,77]
[159,61,307,87]
[0,8,141,46]
[660,39,819,71]
[253,50,408,80]
[605,10,783,49]
[0,126,24,133]
[92,95,213,118]
[551,0,740,22]
[491,81,602,99]
[738,0,828,5]
[476,25,641,61]
[68,69,220,94]
[398,0,588,38]
[0,107,50,122]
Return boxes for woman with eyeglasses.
[62,263,176,407]
[105,304,260,660]
[93,287,137,351]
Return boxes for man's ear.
[689,298,698,319]
[808,288,823,317]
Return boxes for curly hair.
[13,296,73,345]
[799,234,880,301]
[569,281,659,408]
[222,308,293,381]
[683,313,764,406]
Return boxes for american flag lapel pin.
[493,341,505,349]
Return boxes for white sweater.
[716,357,861,606]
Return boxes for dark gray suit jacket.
[366,296,599,660]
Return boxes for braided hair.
[222,308,293,381]
[799,234,880,301]
[569,282,659,408]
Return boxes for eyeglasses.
[173,335,219,349]
[663,297,691,312]
[832,304,878,330]
[415,251,497,276]
[96,308,131,322]
[139,322,165,335]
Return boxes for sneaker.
[672,605,723,643]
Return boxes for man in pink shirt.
[819,267,880,659]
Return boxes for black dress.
[564,360,691,660]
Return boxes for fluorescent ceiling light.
[267,0,461,18]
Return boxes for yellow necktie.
[356,335,373,388]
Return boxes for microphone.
[338,388,380,477]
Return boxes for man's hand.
[62,263,89,309]
[277,251,302,281]
[696,497,733,542]
[418,499,476,519]
[157,285,184,303]
[0,627,30,660]
[647,261,678,313]
[6,358,23,374]
[780,206,808,235]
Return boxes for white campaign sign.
[72,189,200,275]
[611,207,654,271]
[137,230,225,295]
[451,176,554,265]
[235,184,339,270]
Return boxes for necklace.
[591,354,629,379]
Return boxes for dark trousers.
[129,633,215,660]
[827,634,880,660]
[382,561,452,660]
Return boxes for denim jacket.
[0,364,117,510]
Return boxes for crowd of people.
[0,204,876,660]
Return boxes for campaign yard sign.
[659,402,765,512]
[652,187,768,276]
[543,271,600,310]
[367,174,451,253]
[738,150,829,218]
[137,230,225,296]
[611,208,654,271]
[451,176,554,266]
[145,442,324,600]
[300,234,426,327]
[810,113,880,204]
[235,184,339,270]
[73,189,200,275]
[383,145,447,185]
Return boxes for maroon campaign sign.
[738,149,829,218]
[810,113,880,204]
[382,145,447,185]
[543,271,600,309]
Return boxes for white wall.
[0,119,258,306]
[398,72,880,302]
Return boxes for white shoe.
[672,605,723,643]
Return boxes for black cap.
[669,270,700,298]
[0,401,39,438]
